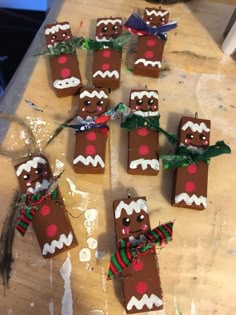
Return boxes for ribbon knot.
[124,13,177,40]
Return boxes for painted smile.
[130,229,142,234]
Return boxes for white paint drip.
[79,248,91,262]
[49,298,54,315]
[66,178,88,198]
[8,309,14,315]
[190,300,197,315]
[101,267,106,292]
[49,258,53,287]
[60,256,73,315]
[30,302,34,308]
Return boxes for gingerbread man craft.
[73,87,110,174]
[124,7,177,78]
[161,116,231,210]
[121,89,160,175]
[108,196,174,313]
[44,21,83,97]
[92,17,124,90]
[15,155,78,257]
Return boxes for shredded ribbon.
[107,221,174,280]
[35,37,84,57]
[15,173,63,236]
[61,115,109,136]
[160,141,231,170]
[81,33,131,52]
[124,13,177,40]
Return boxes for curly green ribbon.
[81,32,131,52]
[160,141,231,170]
[121,113,178,144]
[107,221,174,280]
[35,37,84,57]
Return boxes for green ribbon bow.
[160,141,231,170]
[120,113,178,144]
[81,32,131,52]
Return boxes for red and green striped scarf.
[15,189,58,236]
[107,221,174,280]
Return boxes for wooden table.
[0,0,235,314]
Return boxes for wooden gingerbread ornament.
[73,87,110,174]
[107,195,174,314]
[161,115,231,210]
[15,154,78,257]
[44,21,83,97]
[124,8,177,78]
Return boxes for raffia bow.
[160,141,231,170]
[124,13,177,40]
[107,221,174,280]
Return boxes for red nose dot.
[101,63,110,71]
[47,224,58,238]
[138,145,149,156]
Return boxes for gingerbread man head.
[129,90,159,116]
[143,8,169,27]
[96,17,123,42]
[44,21,73,48]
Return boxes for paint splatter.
[60,255,73,315]
[95,250,106,260]
[79,248,91,262]
[87,237,98,249]
[84,209,98,234]
[49,298,54,315]
[190,300,197,315]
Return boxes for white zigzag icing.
[145,9,169,17]
[131,91,158,100]
[135,59,162,68]
[127,294,163,311]
[175,193,207,208]
[73,155,105,168]
[115,199,148,219]
[53,77,81,89]
[130,158,159,171]
[93,70,119,79]
[96,18,122,26]
[16,157,47,176]
[80,90,108,99]
[45,23,70,35]
[42,232,73,255]
[181,121,210,133]
[134,110,159,117]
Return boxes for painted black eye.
[136,99,143,105]
[97,100,104,106]
[122,218,130,226]
[35,168,43,174]
[23,174,30,180]
[137,214,145,223]
[84,100,91,106]
[148,99,154,105]
[199,134,207,141]
[186,133,194,139]
[148,17,153,21]
[51,35,57,40]
[112,25,118,30]
[161,17,166,22]
[101,26,108,32]
[62,32,67,37]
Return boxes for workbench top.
[0,0,235,314]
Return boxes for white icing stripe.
[45,24,70,35]
[179,144,205,154]
[95,36,112,42]
[135,59,162,68]
[130,158,159,171]
[181,121,210,133]
[134,110,159,117]
[42,232,73,255]
[145,9,169,17]
[80,90,108,99]
[96,19,122,26]
[127,294,163,311]
[115,199,148,219]
[53,77,81,89]
[73,155,105,168]
[16,157,47,176]
[175,193,207,208]
[131,91,158,100]
[27,179,49,194]
[93,70,119,79]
